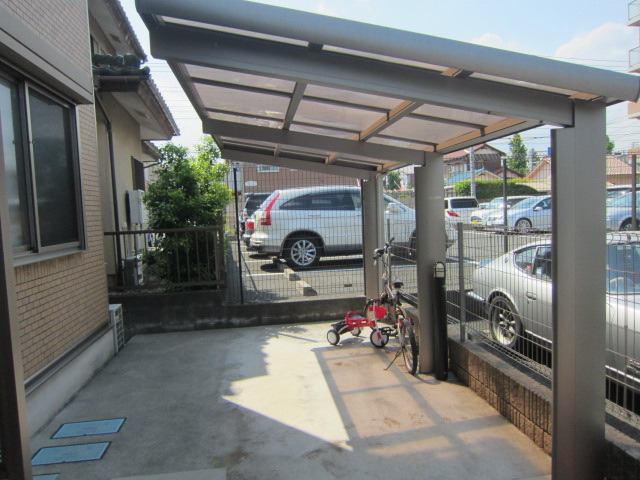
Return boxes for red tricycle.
[326,303,393,347]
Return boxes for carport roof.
[137,0,640,180]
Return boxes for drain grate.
[52,418,125,439]
[32,443,110,466]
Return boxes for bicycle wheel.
[399,314,419,374]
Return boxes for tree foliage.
[386,171,402,190]
[607,135,615,155]
[507,134,529,176]
[144,138,230,228]
[453,179,540,199]
[142,137,231,287]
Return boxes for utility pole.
[469,146,476,198]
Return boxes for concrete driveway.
[31,322,550,480]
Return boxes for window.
[132,157,145,191]
[0,69,83,257]
[257,164,279,173]
[514,246,536,274]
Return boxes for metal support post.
[633,154,637,231]
[0,119,33,479]
[362,177,384,299]
[414,155,445,374]
[551,101,606,480]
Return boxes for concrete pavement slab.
[31,322,550,479]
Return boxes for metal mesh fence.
[447,223,640,429]
[228,163,416,303]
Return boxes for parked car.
[444,196,479,224]
[606,191,640,231]
[469,196,534,226]
[470,233,640,393]
[242,216,256,248]
[239,192,271,233]
[250,186,454,268]
[484,195,552,232]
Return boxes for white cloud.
[554,23,635,67]
[313,0,339,16]
[470,33,519,51]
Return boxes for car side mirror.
[533,206,541,211]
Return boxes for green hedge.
[453,179,540,199]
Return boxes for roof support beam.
[283,82,307,130]
[220,148,377,180]
[150,26,575,126]
[359,100,421,141]
[204,118,426,164]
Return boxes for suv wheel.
[285,236,321,269]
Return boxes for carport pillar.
[362,176,385,298]
[551,101,606,480]
[414,155,445,374]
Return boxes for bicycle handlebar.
[373,237,395,261]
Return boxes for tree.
[453,179,539,198]
[143,137,231,286]
[606,135,615,155]
[386,171,402,190]
[507,134,529,176]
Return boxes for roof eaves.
[104,0,147,60]
[140,77,180,138]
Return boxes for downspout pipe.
[137,0,640,103]
[95,94,123,279]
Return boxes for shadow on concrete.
[30,323,550,480]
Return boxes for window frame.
[1,64,85,263]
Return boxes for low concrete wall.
[109,291,365,339]
[448,331,640,480]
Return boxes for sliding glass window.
[0,68,83,257]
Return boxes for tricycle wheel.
[350,327,362,337]
[327,328,340,346]
[370,328,389,348]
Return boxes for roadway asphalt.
[30,322,550,480]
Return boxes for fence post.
[457,222,466,342]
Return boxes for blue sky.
[120,0,639,153]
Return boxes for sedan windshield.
[607,191,640,208]
[510,196,542,210]
[607,242,640,294]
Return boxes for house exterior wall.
[2,0,109,379]
[236,162,358,195]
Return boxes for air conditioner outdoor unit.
[109,304,125,353]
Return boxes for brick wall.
[3,0,109,379]
[448,332,640,480]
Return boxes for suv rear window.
[281,191,355,211]
[449,198,478,209]
[244,193,270,213]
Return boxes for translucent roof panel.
[380,117,476,145]
[323,45,449,73]
[158,16,309,46]
[290,124,358,139]
[294,99,385,132]
[304,85,401,110]
[208,111,282,129]
[185,65,296,93]
[194,84,289,119]
[412,104,506,127]
[368,136,435,151]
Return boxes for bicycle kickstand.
[384,346,404,371]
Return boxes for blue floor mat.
[52,418,125,439]
[32,443,110,466]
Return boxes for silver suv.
[250,186,417,268]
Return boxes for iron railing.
[104,226,225,291]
